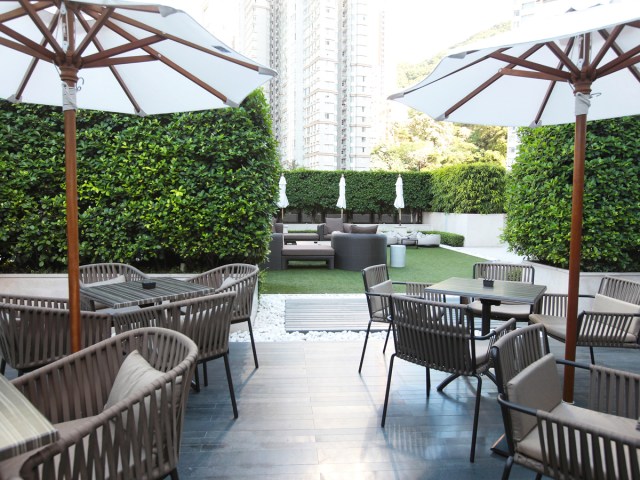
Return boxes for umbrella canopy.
[0,0,276,351]
[394,174,404,225]
[276,174,288,220]
[336,174,346,219]
[389,0,640,401]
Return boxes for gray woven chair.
[359,264,437,373]
[113,292,239,418]
[382,294,515,462]
[530,276,640,364]
[0,300,112,376]
[467,262,536,325]
[491,323,640,480]
[79,262,149,310]
[0,327,197,480]
[187,263,260,368]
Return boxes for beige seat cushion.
[592,293,640,335]
[516,402,639,476]
[529,314,568,340]
[469,300,531,319]
[368,280,393,320]
[507,354,562,442]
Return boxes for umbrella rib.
[73,6,114,60]
[87,17,230,104]
[0,22,57,62]
[9,12,60,102]
[490,51,572,81]
[595,44,640,81]
[16,0,64,58]
[533,37,577,127]
[103,9,262,72]
[81,35,165,66]
[441,44,551,119]
[72,10,145,114]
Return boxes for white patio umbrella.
[276,174,289,221]
[0,0,276,351]
[394,174,404,226]
[336,174,346,220]
[389,0,640,401]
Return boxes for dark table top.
[80,277,215,308]
[425,277,546,304]
[0,374,58,461]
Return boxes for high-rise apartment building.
[240,0,385,171]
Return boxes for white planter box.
[525,261,640,296]
[422,212,506,247]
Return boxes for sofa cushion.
[324,217,344,235]
[351,225,378,234]
[592,293,640,335]
[506,354,562,442]
[273,222,284,233]
[104,350,164,415]
[282,245,334,256]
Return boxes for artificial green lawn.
[260,247,486,294]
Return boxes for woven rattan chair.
[382,294,515,462]
[0,293,71,374]
[359,264,437,373]
[187,264,260,368]
[113,292,239,418]
[491,323,640,480]
[79,262,149,310]
[0,327,197,480]
[467,262,536,326]
[530,276,640,364]
[0,300,112,376]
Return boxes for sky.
[384,0,514,63]
[149,0,515,65]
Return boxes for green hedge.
[0,90,279,273]
[502,116,640,272]
[282,164,504,219]
[430,163,506,214]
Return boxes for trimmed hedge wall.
[281,164,505,220]
[0,91,279,273]
[503,116,640,272]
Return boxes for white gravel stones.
[229,294,389,343]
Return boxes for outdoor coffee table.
[425,277,546,335]
[0,374,58,461]
[80,277,216,309]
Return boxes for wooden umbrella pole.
[61,65,82,353]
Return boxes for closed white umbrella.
[336,174,346,220]
[0,0,276,351]
[389,1,640,401]
[394,174,404,226]
[276,174,289,221]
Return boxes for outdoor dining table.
[425,277,547,335]
[0,374,58,461]
[80,277,217,309]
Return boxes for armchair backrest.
[0,303,112,372]
[0,293,68,309]
[598,276,640,305]
[113,292,237,363]
[188,263,258,322]
[473,262,535,284]
[391,295,477,374]
[362,264,389,291]
[79,262,149,285]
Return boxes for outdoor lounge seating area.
[2,258,640,479]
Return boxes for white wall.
[422,212,506,247]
